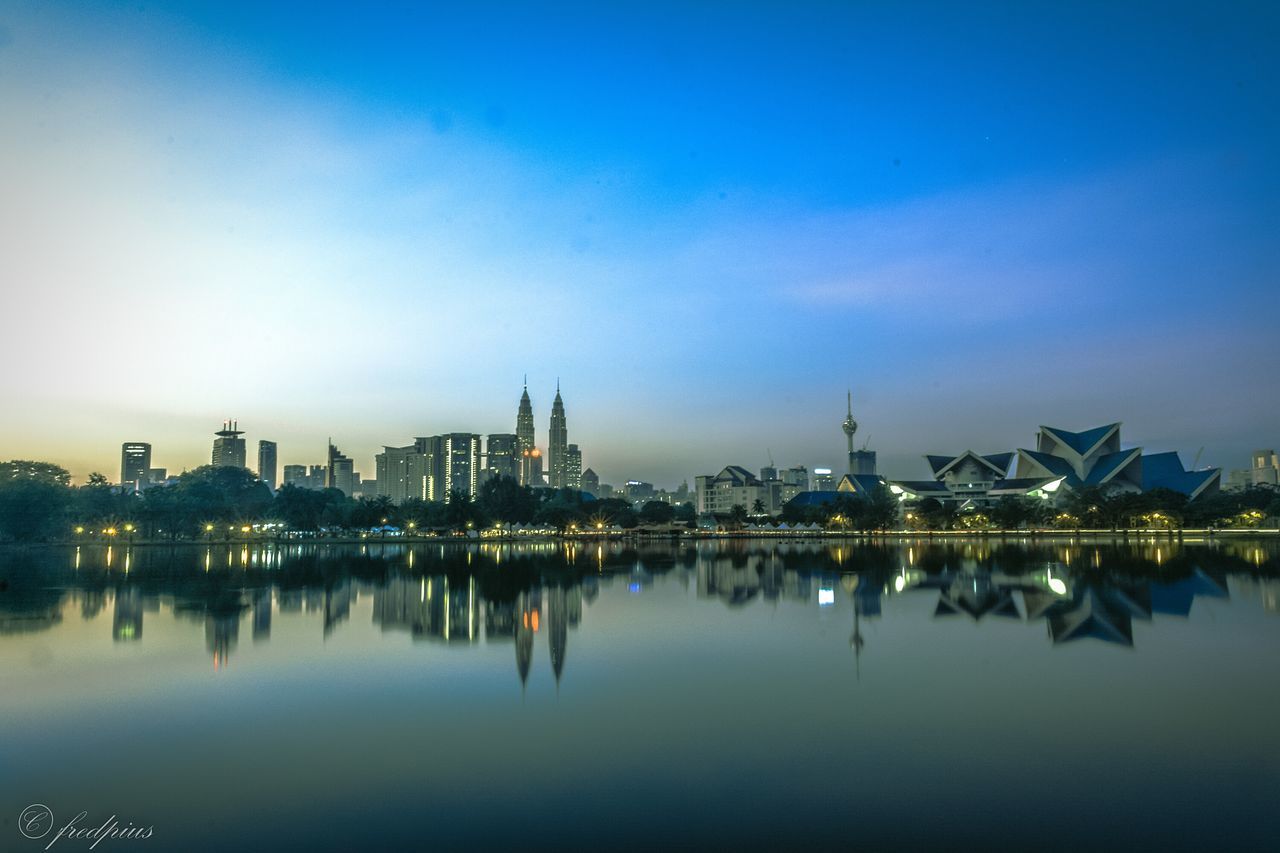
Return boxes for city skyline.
[2,2,1278,485]
[8,382,1269,490]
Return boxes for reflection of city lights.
[894,575,906,593]
[1048,577,1067,596]
[818,587,835,606]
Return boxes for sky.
[1,0,1277,486]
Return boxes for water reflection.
[0,540,1277,681]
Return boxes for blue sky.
[1,1,1277,485]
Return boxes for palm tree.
[751,498,766,516]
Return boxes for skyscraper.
[119,442,151,490]
[258,440,278,490]
[212,421,247,469]
[516,378,542,486]
[516,378,535,454]
[548,382,568,487]
[580,467,600,496]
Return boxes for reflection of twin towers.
[373,576,584,688]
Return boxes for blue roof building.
[1014,423,1219,500]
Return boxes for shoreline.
[5,527,1279,549]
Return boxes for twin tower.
[515,379,580,489]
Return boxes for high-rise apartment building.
[258,440,278,490]
[548,384,568,487]
[486,434,520,481]
[376,438,433,503]
[283,465,308,487]
[437,433,482,501]
[212,421,247,469]
[120,442,151,490]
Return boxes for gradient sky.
[1,1,1277,486]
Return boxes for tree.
[0,472,71,541]
[272,484,341,532]
[476,475,537,523]
[728,504,748,526]
[918,498,957,530]
[445,489,480,530]
[639,500,675,525]
[0,460,72,487]
[991,496,1040,530]
[750,498,766,516]
[862,486,900,530]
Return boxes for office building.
[283,464,308,487]
[258,440,278,490]
[782,465,809,491]
[813,468,835,491]
[564,443,583,490]
[327,442,355,497]
[120,442,151,491]
[520,447,544,488]
[212,421,247,469]
[580,468,600,496]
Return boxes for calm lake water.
[2,538,1278,852]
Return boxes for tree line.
[0,460,696,543]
